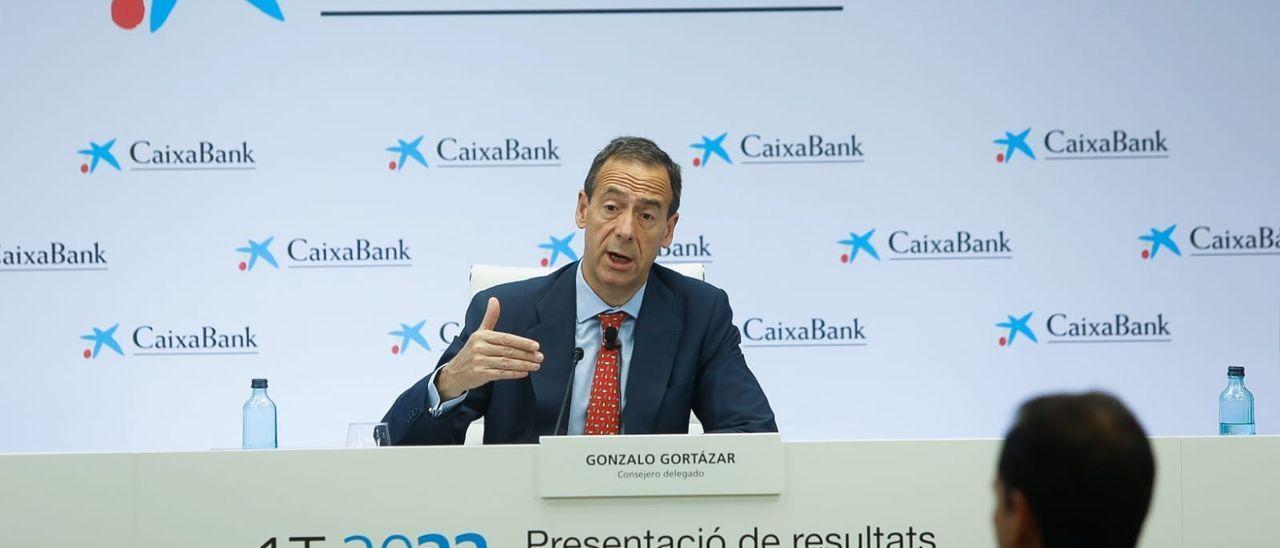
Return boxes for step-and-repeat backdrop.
[1,1,1276,452]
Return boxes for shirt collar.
[575,261,645,324]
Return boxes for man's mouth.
[605,251,634,268]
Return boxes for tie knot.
[598,311,627,330]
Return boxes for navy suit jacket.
[383,262,777,445]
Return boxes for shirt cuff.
[426,367,468,417]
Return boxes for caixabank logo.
[740,316,868,348]
[536,233,579,267]
[530,232,714,266]
[837,227,1013,264]
[386,134,561,171]
[1187,224,1280,258]
[111,0,284,32]
[658,234,714,264]
[77,137,258,174]
[688,132,865,167]
[387,320,461,355]
[78,323,260,359]
[1136,223,1280,261]
[993,127,1169,163]
[235,235,413,271]
[994,310,1171,347]
[1137,224,1181,260]
[0,241,108,272]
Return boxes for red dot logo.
[998,336,1007,347]
[83,349,92,359]
[112,0,145,30]
[840,253,849,263]
[238,261,247,271]
[996,153,1005,163]
[540,257,549,267]
[391,345,400,355]
[80,164,89,174]
[1141,249,1150,260]
[692,157,701,167]
[388,161,397,171]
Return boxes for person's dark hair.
[583,136,682,217]
[997,392,1155,548]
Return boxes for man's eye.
[641,213,655,222]
[604,204,619,212]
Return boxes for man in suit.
[384,136,776,445]
[993,392,1155,548]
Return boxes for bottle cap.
[251,378,268,389]
[1228,366,1245,377]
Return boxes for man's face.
[576,158,678,301]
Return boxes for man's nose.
[613,209,636,241]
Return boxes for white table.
[1,436,1276,547]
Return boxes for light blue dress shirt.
[426,262,645,435]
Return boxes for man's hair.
[583,136,682,217]
[997,392,1155,548]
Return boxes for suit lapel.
[623,270,682,434]
[526,264,578,436]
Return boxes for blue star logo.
[236,236,279,271]
[149,0,284,33]
[1139,224,1181,259]
[996,312,1038,347]
[994,128,1036,163]
[690,133,732,167]
[387,136,429,170]
[538,233,578,266]
[390,321,431,354]
[77,139,121,174]
[838,230,880,263]
[81,324,124,358]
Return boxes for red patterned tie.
[584,312,627,435]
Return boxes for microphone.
[603,326,619,350]
[553,348,585,436]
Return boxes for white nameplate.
[537,433,784,498]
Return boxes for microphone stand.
[553,348,585,436]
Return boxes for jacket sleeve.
[693,288,779,433]
[383,292,494,445]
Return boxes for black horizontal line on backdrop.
[133,352,261,356]
[1042,155,1169,161]
[1044,339,1172,344]
[436,164,561,168]
[0,267,109,272]
[130,167,257,171]
[320,6,844,17]
[887,256,1013,261]
[287,264,414,269]
[740,159,865,164]
[1190,252,1280,257]
[743,342,868,348]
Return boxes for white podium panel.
[1,437,1276,548]
[537,433,784,498]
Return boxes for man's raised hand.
[435,297,543,400]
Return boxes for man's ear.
[1008,489,1041,546]
[576,190,588,229]
[662,212,679,247]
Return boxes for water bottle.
[242,378,278,448]
[1218,366,1255,436]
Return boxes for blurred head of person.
[994,392,1155,548]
